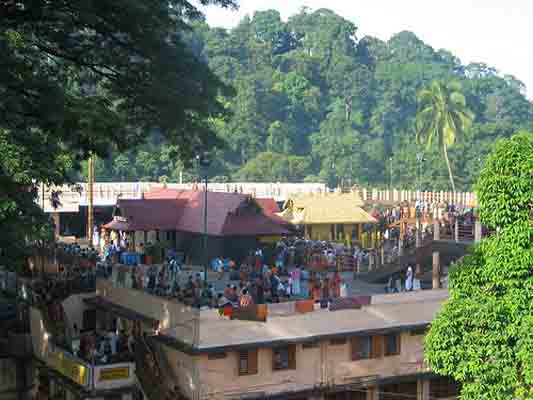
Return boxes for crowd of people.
[77,329,134,365]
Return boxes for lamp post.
[415,153,425,274]
[389,155,393,190]
[196,153,211,283]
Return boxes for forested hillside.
[88,8,533,190]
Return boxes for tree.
[415,80,475,191]
[425,131,533,400]
[36,9,533,192]
[0,0,236,268]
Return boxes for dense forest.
[86,8,533,190]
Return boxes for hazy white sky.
[199,0,532,96]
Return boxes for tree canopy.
[0,0,236,267]
[415,80,475,191]
[85,8,533,189]
[425,131,533,400]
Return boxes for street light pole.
[197,153,211,283]
[203,173,208,283]
[389,156,393,190]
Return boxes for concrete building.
[27,274,458,400]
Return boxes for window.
[351,336,372,360]
[208,352,227,360]
[272,345,296,370]
[371,335,385,358]
[410,328,427,336]
[302,341,319,349]
[155,230,160,241]
[238,350,258,376]
[330,338,347,346]
[430,376,460,399]
[385,334,401,356]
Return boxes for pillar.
[52,212,61,238]
[432,251,440,289]
[474,219,482,242]
[366,386,380,400]
[417,379,430,400]
[454,220,459,243]
[433,221,440,241]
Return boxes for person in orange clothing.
[239,289,254,308]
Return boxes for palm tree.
[415,80,474,191]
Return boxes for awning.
[103,219,132,231]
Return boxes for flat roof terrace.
[158,289,448,353]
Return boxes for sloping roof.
[110,189,289,236]
[288,192,365,208]
[279,193,377,225]
[176,191,250,236]
[117,198,185,231]
[103,218,132,231]
[222,213,289,236]
[255,198,280,215]
[256,198,293,227]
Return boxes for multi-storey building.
[28,275,458,400]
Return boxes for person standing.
[405,266,414,292]
[291,266,301,296]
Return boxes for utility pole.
[389,155,393,190]
[87,153,95,246]
[196,153,211,283]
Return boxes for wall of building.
[325,332,426,385]
[192,332,426,400]
[156,343,200,400]
[97,280,199,345]
[197,344,321,400]
[61,293,97,336]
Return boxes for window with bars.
[272,345,296,371]
[384,334,401,356]
[238,350,258,376]
[351,336,372,360]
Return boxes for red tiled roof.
[117,199,185,231]
[177,191,248,235]
[112,189,293,236]
[255,198,280,215]
[222,213,289,236]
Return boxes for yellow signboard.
[99,367,130,381]
[259,235,281,244]
[50,351,89,386]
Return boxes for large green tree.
[425,131,533,400]
[0,0,236,268]
[55,8,533,192]
[415,80,475,191]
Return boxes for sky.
[199,0,533,97]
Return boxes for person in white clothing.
[405,266,414,291]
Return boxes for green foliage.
[425,132,533,400]
[91,9,532,189]
[475,132,533,229]
[235,152,311,182]
[0,0,235,268]
[416,80,475,191]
